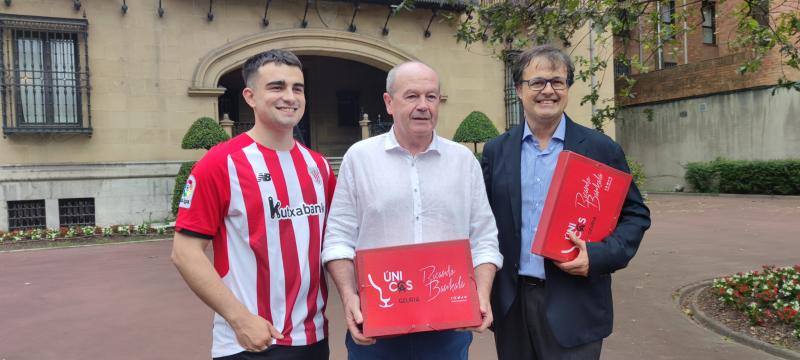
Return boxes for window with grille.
[660,0,676,24]
[504,51,524,130]
[7,200,46,231]
[660,0,677,40]
[0,14,92,135]
[701,1,716,45]
[751,0,770,27]
[614,59,631,77]
[58,198,95,227]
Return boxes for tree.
[453,111,500,154]
[396,0,800,129]
[172,117,230,215]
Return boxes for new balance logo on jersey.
[267,197,325,220]
[257,172,272,182]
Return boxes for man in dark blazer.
[482,45,651,359]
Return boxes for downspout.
[589,22,596,114]
[638,20,644,62]
[683,0,689,64]
[656,2,663,69]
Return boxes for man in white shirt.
[321,61,503,359]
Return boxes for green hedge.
[171,161,197,216]
[684,158,800,195]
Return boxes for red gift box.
[531,151,632,262]
[354,239,481,337]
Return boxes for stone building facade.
[0,0,612,231]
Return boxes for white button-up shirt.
[321,128,503,269]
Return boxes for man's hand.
[461,262,496,333]
[230,312,284,352]
[463,290,493,333]
[343,293,376,345]
[172,232,283,352]
[326,259,375,345]
[555,231,590,277]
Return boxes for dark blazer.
[481,115,651,347]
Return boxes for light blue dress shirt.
[519,115,566,279]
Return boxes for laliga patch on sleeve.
[179,175,196,209]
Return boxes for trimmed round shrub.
[453,111,499,154]
[181,117,230,150]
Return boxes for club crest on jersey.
[267,196,325,220]
[179,175,196,209]
[308,166,323,185]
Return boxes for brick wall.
[614,0,800,106]
[615,0,742,70]
[616,49,799,106]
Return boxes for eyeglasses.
[519,77,569,91]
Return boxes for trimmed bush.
[181,117,230,150]
[453,111,499,154]
[172,161,197,216]
[172,117,230,216]
[684,158,800,195]
[627,158,647,190]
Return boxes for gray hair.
[385,61,440,95]
[511,45,575,86]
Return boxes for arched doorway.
[216,56,390,156]
[188,29,415,155]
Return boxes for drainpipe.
[656,2,663,69]
[589,22,596,114]
[683,0,689,64]
[638,20,644,63]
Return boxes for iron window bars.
[0,14,92,135]
[58,197,95,228]
[504,51,523,130]
[7,199,46,231]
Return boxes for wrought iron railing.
[233,120,253,137]
[0,14,92,135]
[369,121,392,137]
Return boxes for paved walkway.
[1,194,798,359]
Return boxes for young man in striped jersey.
[171,49,335,360]
[322,61,503,359]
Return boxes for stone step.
[326,156,343,176]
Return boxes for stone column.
[359,113,371,139]
[219,113,234,137]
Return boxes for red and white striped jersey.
[175,133,336,358]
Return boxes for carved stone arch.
[188,29,416,97]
